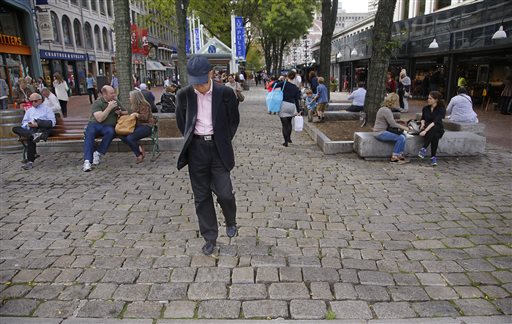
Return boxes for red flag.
[140,28,149,56]
[131,24,139,54]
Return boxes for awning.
[146,60,166,71]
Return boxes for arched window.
[74,19,82,47]
[91,0,97,12]
[62,15,73,45]
[107,0,113,17]
[85,23,93,49]
[99,0,105,15]
[51,12,60,42]
[94,25,102,50]
[82,0,88,10]
[102,27,109,51]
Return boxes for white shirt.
[21,101,56,129]
[291,75,302,88]
[53,81,69,101]
[348,87,367,107]
[164,79,170,87]
[239,74,245,81]
[44,93,62,114]
[447,94,478,123]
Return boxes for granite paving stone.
[1,88,511,322]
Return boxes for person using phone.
[82,85,127,172]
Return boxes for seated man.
[82,85,127,172]
[347,82,366,112]
[446,87,478,123]
[41,87,63,117]
[12,93,56,170]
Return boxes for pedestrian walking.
[53,73,69,117]
[0,78,8,110]
[313,77,329,122]
[111,72,119,96]
[86,73,98,104]
[398,69,411,112]
[175,55,240,255]
[273,70,301,147]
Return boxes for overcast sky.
[342,0,369,13]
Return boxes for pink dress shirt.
[194,81,214,135]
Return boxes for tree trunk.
[319,0,338,99]
[175,0,190,86]
[364,0,397,124]
[113,0,132,107]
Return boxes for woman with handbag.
[373,94,411,164]
[273,70,301,147]
[53,73,70,117]
[225,74,244,102]
[119,90,155,163]
[418,91,446,166]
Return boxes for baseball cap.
[187,55,211,85]
[139,83,147,90]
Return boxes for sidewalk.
[0,86,511,322]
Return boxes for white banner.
[37,10,53,42]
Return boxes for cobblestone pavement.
[0,87,511,323]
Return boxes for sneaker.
[22,162,33,170]
[418,147,427,159]
[390,156,409,164]
[31,132,43,143]
[431,156,438,166]
[83,160,92,172]
[93,151,101,165]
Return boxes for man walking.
[12,93,56,170]
[176,55,240,255]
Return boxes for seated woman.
[160,84,177,113]
[384,92,402,112]
[120,90,156,163]
[446,87,478,123]
[418,91,446,166]
[373,95,411,164]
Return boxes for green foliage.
[326,309,336,320]
[246,46,264,71]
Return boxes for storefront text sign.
[39,50,86,61]
[0,34,22,46]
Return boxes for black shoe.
[282,142,288,147]
[226,225,237,238]
[288,139,292,143]
[202,240,216,255]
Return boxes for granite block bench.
[353,131,486,159]
[414,113,485,135]
[326,103,351,111]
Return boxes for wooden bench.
[20,115,160,162]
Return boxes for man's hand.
[107,100,118,111]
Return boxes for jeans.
[376,131,406,155]
[59,100,68,117]
[0,98,7,110]
[119,124,151,157]
[83,122,115,162]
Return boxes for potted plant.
[330,77,338,92]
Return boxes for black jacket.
[176,82,240,171]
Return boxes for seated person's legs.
[346,105,363,112]
[96,124,116,155]
[120,125,151,156]
[83,123,100,162]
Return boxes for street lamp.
[336,51,343,61]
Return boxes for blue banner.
[235,16,245,59]
[194,28,201,52]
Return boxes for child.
[304,89,317,122]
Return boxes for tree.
[175,0,190,86]
[363,0,397,124]
[318,0,338,93]
[113,0,132,107]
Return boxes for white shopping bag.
[293,116,304,132]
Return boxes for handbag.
[407,119,421,135]
[115,115,136,135]
[293,116,304,132]
[236,91,245,102]
[266,81,286,113]
[386,126,404,135]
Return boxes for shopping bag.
[293,116,304,132]
[266,81,286,113]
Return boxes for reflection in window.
[51,12,60,42]
[85,23,93,49]
[74,19,82,47]
[82,0,88,9]
[102,27,109,50]
[99,0,105,15]
[107,0,113,17]
[70,0,78,5]
[94,25,102,50]
[91,0,97,12]
[62,16,73,45]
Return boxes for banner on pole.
[36,10,53,42]
[186,18,191,54]
[235,16,245,60]
[194,28,201,52]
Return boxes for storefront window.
[82,0,88,10]
[74,19,83,47]
[70,0,78,5]
[107,0,113,17]
[51,12,60,43]
[99,0,105,15]
[62,15,73,46]
[91,0,97,12]
[102,27,109,51]
[94,25,102,51]
[85,23,93,49]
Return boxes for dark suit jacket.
[176,81,240,171]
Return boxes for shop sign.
[88,54,96,61]
[0,34,22,46]
[36,10,53,42]
[39,50,86,61]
